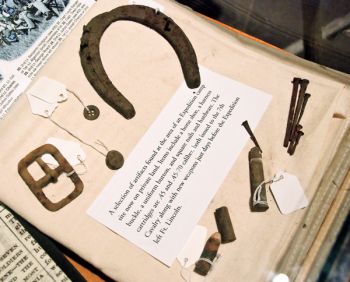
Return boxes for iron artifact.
[248,146,269,211]
[283,77,301,147]
[289,79,309,142]
[296,93,311,126]
[242,120,262,153]
[18,144,84,212]
[288,131,304,155]
[106,150,124,170]
[80,5,201,119]
[283,78,311,155]
[214,206,236,243]
[194,232,221,276]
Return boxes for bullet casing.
[214,206,236,243]
[194,232,221,276]
[248,147,269,211]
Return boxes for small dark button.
[106,150,124,170]
[83,105,100,120]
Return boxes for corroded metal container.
[248,147,269,211]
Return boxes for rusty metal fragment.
[106,150,124,170]
[289,79,309,142]
[80,5,201,119]
[283,77,301,147]
[214,206,236,243]
[288,131,304,155]
[18,144,84,212]
[283,78,311,154]
[242,120,262,153]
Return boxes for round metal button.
[106,150,124,170]
[83,105,100,120]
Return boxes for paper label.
[27,77,67,104]
[26,77,70,117]
[26,93,57,117]
[270,171,309,214]
[177,225,207,267]
[42,137,86,166]
[87,67,271,266]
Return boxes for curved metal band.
[80,5,201,119]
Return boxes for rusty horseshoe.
[80,5,201,119]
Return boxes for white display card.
[87,67,271,265]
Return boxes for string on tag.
[180,258,192,282]
[66,88,90,113]
[253,174,284,206]
[46,111,107,157]
[95,139,110,152]
[75,155,88,175]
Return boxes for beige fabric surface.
[0,1,350,281]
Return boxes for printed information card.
[87,67,271,266]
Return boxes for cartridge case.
[214,206,236,243]
[248,147,269,211]
[194,232,221,276]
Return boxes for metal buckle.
[18,144,84,212]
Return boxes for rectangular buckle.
[18,144,84,212]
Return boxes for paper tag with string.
[26,77,68,117]
[27,76,67,104]
[270,171,309,214]
[42,137,86,166]
[26,94,58,117]
[25,77,113,169]
[177,225,207,267]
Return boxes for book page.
[0,0,95,119]
[0,204,70,282]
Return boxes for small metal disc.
[83,105,100,120]
[106,150,124,170]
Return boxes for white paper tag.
[177,225,207,267]
[270,171,309,214]
[26,77,69,117]
[27,77,67,104]
[42,138,86,166]
[129,0,165,12]
[26,93,57,117]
